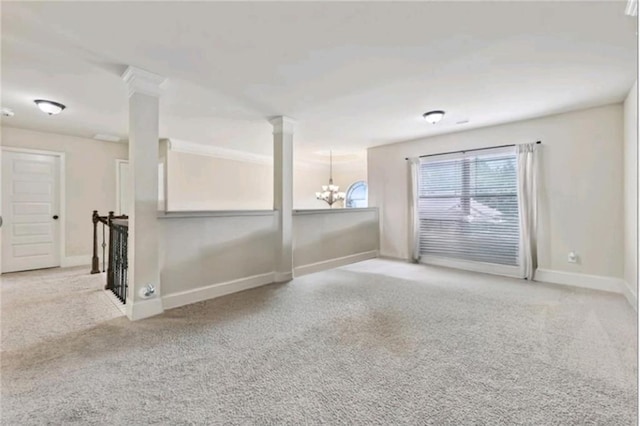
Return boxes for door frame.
[0,146,66,274]
[116,159,166,214]
[115,159,128,216]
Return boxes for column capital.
[122,66,166,98]
[269,116,297,134]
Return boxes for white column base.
[126,297,164,321]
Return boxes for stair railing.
[91,211,129,303]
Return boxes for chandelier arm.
[316,149,343,207]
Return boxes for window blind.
[418,148,520,266]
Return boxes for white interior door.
[1,150,61,273]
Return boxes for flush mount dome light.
[34,99,66,115]
[423,110,445,124]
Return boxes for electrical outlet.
[568,251,578,264]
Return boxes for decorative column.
[122,66,166,320]
[270,116,296,282]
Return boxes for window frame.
[345,180,368,208]
[417,146,522,278]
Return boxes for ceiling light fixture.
[34,99,66,115]
[1,107,15,117]
[423,110,445,124]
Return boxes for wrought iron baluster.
[118,228,123,303]
[122,228,128,303]
[91,211,128,303]
[108,221,129,303]
[101,222,106,273]
[106,212,115,290]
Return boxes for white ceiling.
[1,1,637,161]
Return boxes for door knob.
[53,215,59,220]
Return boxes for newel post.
[91,210,100,274]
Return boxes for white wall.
[158,150,374,310]
[165,149,367,211]
[159,208,380,309]
[293,161,367,209]
[1,127,127,260]
[167,151,273,210]
[159,213,278,299]
[369,104,624,280]
[293,208,379,275]
[623,81,638,299]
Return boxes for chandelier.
[315,150,345,208]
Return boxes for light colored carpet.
[1,259,637,425]
[1,266,123,352]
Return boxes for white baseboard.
[126,297,164,321]
[274,272,293,282]
[294,250,378,277]
[620,280,638,312]
[421,255,521,278]
[379,254,411,262]
[61,255,91,268]
[162,272,276,310]
[535,268,624,294]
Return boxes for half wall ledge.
[158,210,277,219]
[293,207,378,215]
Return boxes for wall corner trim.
[294,250,378,277]
[378,254,411,262]
[166,138,332,170]
[274,272,293,282]
[269,116,297,134]
[121,66,166,98]
[162,272,276,310]
[535,268,625,294]
[168,138,274,166]
[620,280,638,312]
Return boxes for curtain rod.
[404,141,541,160]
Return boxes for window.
[418,148,520,268]
[346,181,368,208]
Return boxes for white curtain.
[517,143,539,280]
[409,157,421,262]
